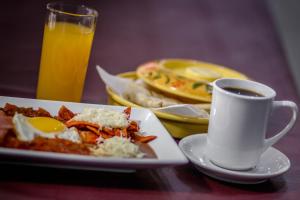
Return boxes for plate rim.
[160,58,249,81]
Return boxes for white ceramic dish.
[179,134,290,184]
[0,96,188,171]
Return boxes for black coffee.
[222,87,264,97]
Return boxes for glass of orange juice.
[37,2,98,102]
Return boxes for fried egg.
[12,113,81,143]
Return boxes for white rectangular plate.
[0,96,188,171]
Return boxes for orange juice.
[37,22,95,102]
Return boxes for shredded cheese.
[71,108,129,128]
[90,136,144,158]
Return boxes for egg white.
[12,113,81,143]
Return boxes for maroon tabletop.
[0,0,299,199]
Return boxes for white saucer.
[179,134,290,184]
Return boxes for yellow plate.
[106,72,209,138]
[136,62,212,103]
[160,59,248,82]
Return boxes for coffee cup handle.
[263,101,298,152]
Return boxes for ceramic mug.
[205,78,298,170]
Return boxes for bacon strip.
[0,111,13,129]
[123,107,131,119]
[57,106,75,122]
[0,111,13,143]
[133,133,157,143]
[66,120,100,129]
[86,126,101,136]
[78,131,99,144]
[2,103,51,117]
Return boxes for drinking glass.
[37,2,98,102]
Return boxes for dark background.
[0,0,298,104]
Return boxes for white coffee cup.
[205,78,298,170]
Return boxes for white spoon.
[154,104,209,118]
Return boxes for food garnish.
[0,103,157,158]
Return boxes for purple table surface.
[0,0,299,199]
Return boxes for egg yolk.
[27,117,66,133]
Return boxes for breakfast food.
[123,80,182,108]
[0,103,157,158]
[123,79,210,118]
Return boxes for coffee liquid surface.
[223,87,264,97]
